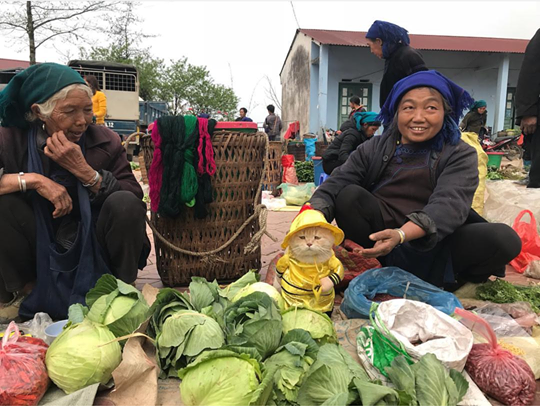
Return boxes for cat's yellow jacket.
[276,253,344,313]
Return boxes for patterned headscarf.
[366,20,410,59]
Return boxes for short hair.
[267,104,275,113]
[25,84,92,122]
[84,75,101,91]
[350,96,361,105]
[240,107,248,114]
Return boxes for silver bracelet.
[82,170,101,188]
[18,172,26,193]
[395,228,406,245]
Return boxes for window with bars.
[70,68,136,92]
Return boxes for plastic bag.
[374,299,473,371]
[484,180,540,229]
[303,138,316,161]
[340,267,463,319]
[281,154,298,185]
[524,259,540,279]
[277,183,315,206]
[456,308,536,406]
[509,210,540,273]
[0,322,50,405]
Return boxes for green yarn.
[181,115,199,204]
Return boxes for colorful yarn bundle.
[196,118,216,176]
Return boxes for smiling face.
[397,87,446,144]
[367,38,383,59]
[40,88,93,142]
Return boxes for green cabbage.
[156,310,225,377]
[281,307,337,344]
[45,319,122,394]
[224,291,282,360]
[179,350,271,406]
[233,282,285,311]
[85,274,150,338]
[147,288,193,338]
[220,270,260,301]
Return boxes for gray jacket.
[310,131,479,251]
[263,114,282,137]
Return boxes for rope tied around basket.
[146,132,278,262]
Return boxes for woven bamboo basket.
[141,131,268,286]
[287,142,305,161]
[262,141,283,191]
[315,142,328,158]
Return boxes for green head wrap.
[469,100,487,112]
[0,63,86,129]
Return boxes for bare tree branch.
[264,75,282,111]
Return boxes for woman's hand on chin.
[44,130,94,180]
[358,229,401,258]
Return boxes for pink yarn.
[148,120,163,212]
[197,118,216,176]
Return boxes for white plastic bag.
[376,299,473,371]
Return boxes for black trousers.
[0,191,150,302]
[528,125,540,187]
[334,184,522,284]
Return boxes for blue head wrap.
[353,111,381,130]
[378,70,474,150]
[366,20,410,59]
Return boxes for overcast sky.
[1,1,539,123]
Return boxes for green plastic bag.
[356,303,413,379]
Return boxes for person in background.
[309,70,520,288]
[366,20,428,108]
[459,100,488,136]
[336,96,366,135]
[263,104,283,141]
[235,107,253,122]
[515,29,540,188]
[322,111,380,174]
[84,75,107,125]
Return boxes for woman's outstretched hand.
[359,229,401,258]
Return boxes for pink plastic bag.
[509,210,540,273]
[455,308,536,406]
[281,154,298,185]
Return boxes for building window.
[504,87,516,130]
[337,83,372,128]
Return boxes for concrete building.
[280,29,529,136]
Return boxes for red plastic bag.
[281,154,298,185]
[0,322,50,406]
[455,308,536,406]
[509,210,540,273]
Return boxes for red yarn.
[197,118,216,176]
[148,120,163,212]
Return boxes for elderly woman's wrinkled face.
[45,89,93,142]
[397,87,445,144]
[367,38,383,59]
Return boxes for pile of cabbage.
[45,275,150,394]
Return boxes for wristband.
[82,170,101,188]
[395,228,406,245]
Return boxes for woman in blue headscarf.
[309,70,521,287]
[366,20,428,108]
[322,111,380,174]
[460,100,488,135]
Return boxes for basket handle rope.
[145,132,278,261]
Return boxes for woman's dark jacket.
[459,110,487,134]
[0,124,143,205]
[310,130,479,251]
[322,127,370,165]
[380,45,428,108]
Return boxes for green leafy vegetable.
[294,161,314,182]
[147,288,193,338]
[224,291,282,360]
[85,274,150,338]
[189,277,230,327]
[233,281,285,310]
[220,270,260,301]
[384,354,469,406]
[45,319,122,394]
[476,279,540,312]
[155,310,225,377]
[178,350,271,406]
[281,307,337,344]
[264,329,318,404]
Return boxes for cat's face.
[288,226,334,264]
